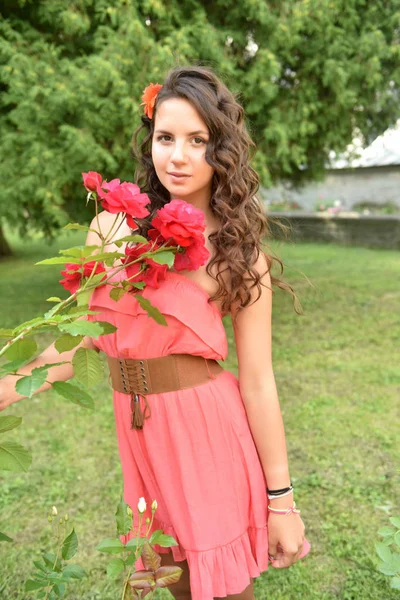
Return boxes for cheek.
[151,144,166,168]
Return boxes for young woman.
[0,65,310,599]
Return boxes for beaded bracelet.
[267,501,300,516]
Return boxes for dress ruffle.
[88,270,228,361]
[123,518,270,600]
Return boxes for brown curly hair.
[131,64,303,323]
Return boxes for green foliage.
[376,514,400,589]
[0,414,32,472]
[0,0,399,241]
[25,512,86,599]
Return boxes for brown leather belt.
[107,354,224,430]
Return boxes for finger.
[271,549,298,569]
[268,541,279,563]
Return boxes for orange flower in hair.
[140,82,163,119]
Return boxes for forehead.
[154,97,208,133]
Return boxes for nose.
[170,140,188,164]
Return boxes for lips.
[168,172,190,178]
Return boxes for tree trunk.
[0,224,12,257]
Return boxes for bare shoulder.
[86,211,132,249]
[231,251,274,397]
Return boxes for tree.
[0,0,399,254]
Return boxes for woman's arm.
[232,252,307,568]
[0,219,109,411]
[231,252,293,507]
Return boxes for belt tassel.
[130,393,152,430]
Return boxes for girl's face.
[151,98,214,203]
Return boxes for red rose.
[59,261,106,294]
[173,237,210,272]
[98,181,151,223]
[151,199,206,247]
[122,242,168,290]
[82,171,103,192]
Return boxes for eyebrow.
[154,129,209,136]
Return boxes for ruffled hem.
[124,519,271,600]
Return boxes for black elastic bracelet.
[267,482,293,495]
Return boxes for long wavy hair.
[131,64,303,323]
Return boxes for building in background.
[263,121,400,213]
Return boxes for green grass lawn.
[0,228,399,599]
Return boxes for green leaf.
[47,297,62,303]
[150,533,178,547]
[0,416,22,434]
[58,320,104,337]
[59,245,99,258]
[113,235,148,244]
[53,582,65,597]
[15,367,48,398]
[55,334,84,353]
[125,537,147,550]
[52,381,94,409]
[0,441,32,472]
[72,347,104,387]
[42,553,62,572]
[0,359,27,375]
[44,303,64,319]
[115,498,131,536]
[135,295,167,326]
[33,560,48,573]
[84,271,108,286]
[149,529,163,544]
[82,252,123,263]
[62,528,78,560]
[0,531,13,542]
[97,321,118,335]
[389,517,400,529]
[394,531,400,547]
[76,289,93,307]
[377,561,397,576]
[24,579,47,591]
[4,338,37,362]
[62,564,86,579]
[63,223,93,232]
[150,250,175,267]
[106,557,125,579]
[378,526,396,536]
[37,257,79,265]
[12,317,47,335]
[375,542,392,562]
[96,538,126,554]
[391,577,400,590]
[109,287,127,302]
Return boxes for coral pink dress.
[89,269,311,599]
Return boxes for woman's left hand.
[267,510,306,569]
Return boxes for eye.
[193,137,206,145]
[156,135,172,142]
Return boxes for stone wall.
[266,211,400,249]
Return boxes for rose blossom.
[122,241,168,290]
[151,199,206,247]
[173,236,210,272]
[97,180,150,228]
[59,261,106,294]
[82,171,103,192]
